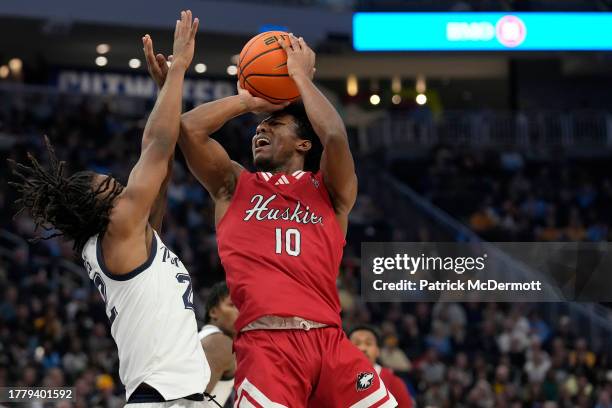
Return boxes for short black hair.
[348,324,381,346]
[204,281,230,324]
[9,137,123,254]
[270,102,322,173]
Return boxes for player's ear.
[296,139,311,153]
[209,306,219,322]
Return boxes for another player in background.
[11,12,210,406]
[349,326,414,408]
[144,31,396,407]
[199,282,238,407]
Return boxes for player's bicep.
[116,144,171,229]
[179,133,240,201]
[320,137,358,214]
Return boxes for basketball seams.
[244,73,291,79]
[244,77,299,101]
[238,32,269,67]
[239,46,284,75]
[238,31,288,69]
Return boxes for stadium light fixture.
[416,93,427,105]
[8,58,22,73]
[95,56,108,67]
[391,76,401,94]
[195,63,207,73]
[226,65,238,76]
[96,43,110,54]
[370,94,381,105]
[392,94,402,105]
[416,75,426,94]
[129,58,141,69]
[347,74,358,96]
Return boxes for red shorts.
[233,327,397,408]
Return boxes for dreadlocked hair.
[8,136,123,254]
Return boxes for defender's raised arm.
[114,11,198,235]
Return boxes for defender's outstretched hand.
[172,10,199,71]
[142,10,198,87]
[278,33,316,80]
[237,81,288,114]
[143,35,170,88]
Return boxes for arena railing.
[359,111,612,154]
[3,84,612,154]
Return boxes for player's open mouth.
[254,136,271,151]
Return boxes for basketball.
[238,31,300,104]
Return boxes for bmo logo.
[496,15,527,47]
[446,15,527,48]
[447,22,495,41]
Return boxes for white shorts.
[124,399,205,408]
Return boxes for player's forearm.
[148,155,174,232]
[181,95,248,140]
[143,65,187,156]
[293,74,348,145]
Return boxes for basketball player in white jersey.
[10,11,210,407]
[199,282,238,407]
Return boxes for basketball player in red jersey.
[144,33,397,407]
[349,326,414,408]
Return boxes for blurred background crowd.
[3,0,612,407]
[1,89,612,407]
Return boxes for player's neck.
[267,161,304,175]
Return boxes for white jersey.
[82,231,210,401]
[198,325,234,407]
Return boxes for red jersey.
[216,170,345,332]
[377,365,413,408]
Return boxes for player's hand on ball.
[142,35,170,89]
[171,10,199,71]
[237,81,289,114]
[278,33,316,80]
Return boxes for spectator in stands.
[524,342,552,383]
[380,333,412,373]
[349,325,413,407]
[595,389,612,408]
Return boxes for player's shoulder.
[81,233,99,260]
[200,330,233,355]
[231,161,245,175]
[198,324,222,339]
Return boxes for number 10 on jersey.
[275,228,301,256]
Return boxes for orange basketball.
[238,31,300,104]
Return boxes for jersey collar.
[258,170,307,185]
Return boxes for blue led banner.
[353,12,612,51]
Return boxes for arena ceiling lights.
[353,12,612,51]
